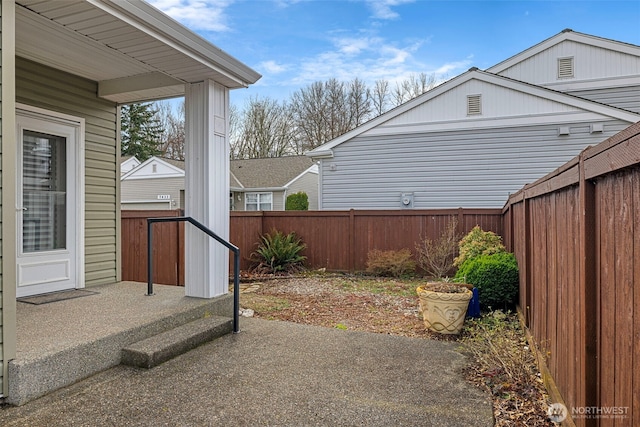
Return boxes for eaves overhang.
[15,0,261,103]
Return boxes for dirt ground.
[239,274,554,426]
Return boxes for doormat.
[17,289,99,305]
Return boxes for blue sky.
[148,0,640,107]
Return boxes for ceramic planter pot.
[416,283,473,335]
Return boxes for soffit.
[15,0,260,103]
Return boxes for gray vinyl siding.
[567,85,640,114]
[16,57,118,286]
[272,191,285,211]
[121,177,184,210]
[287,172,319,210]
[320,120,632,209]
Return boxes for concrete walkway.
[0,318,493,426]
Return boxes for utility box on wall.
[401,193,414,209]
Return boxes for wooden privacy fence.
[121,210,185,286]
[502,122,640,427]
[122,208,502,282]
[230,208,503,272]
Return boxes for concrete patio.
[1,316,494,426]
[8,282,233,406]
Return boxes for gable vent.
[467,94,482,115]
[558,57,574,79]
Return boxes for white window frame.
[245,192,273,211]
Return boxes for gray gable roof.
[148,156,315,189]
[231,156,316,189]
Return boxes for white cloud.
[259,60,288,74]
[147,0,233,32]
[433,57,474,75]
[366,0,415,20]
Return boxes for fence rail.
[122,208,503,282]
[503,121,640,427]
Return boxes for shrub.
[455,252,519,309]
[285,192,309,210]
[454,226,506,267]
[365,249,416,278]
[415,218,461,279]
[252,229,307,273]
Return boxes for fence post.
[457,207,464,235]
[578,152,597,425]
[349,209,355,273]
[523,195,532,328]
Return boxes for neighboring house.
[120,156,140,176]
[0,0,259,402]
[307,30,640,209]
[121,155,319,211]
[230,156,319,211]
[121,157,186,210]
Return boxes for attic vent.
[467,94,482,115]
[557,57,574,79]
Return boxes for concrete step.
[122,316,233,368]
[8,286,234,406]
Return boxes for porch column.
[184,80,229,298]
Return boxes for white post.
[184,80,229,298]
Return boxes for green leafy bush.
[455,252,519,309]
[454,226,506,267]
[285,192,309,210]
[252,229,307,273]
[365,249,416,278]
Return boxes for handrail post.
[146,216,241,332]
[147,220,154,296]
[233,248,240,333]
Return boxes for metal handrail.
[147,216,241,333]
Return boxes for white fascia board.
[230,171,244,189]
[121,156,185,180]
[305,149,334,159]
[541,74,640,91]
[240,187,286,192]
[87,0,261,87]
[308,69,640,155]
[366,111,617,136]
[487,30,640,74]
[478,72,640,122]
[283,164,319,188]
[99,72,184,99]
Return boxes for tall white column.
[184,80,229,298]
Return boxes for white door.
[16,108,84,297]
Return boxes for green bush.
[365,249,416,278]
[252,229,307,273]
[285,192,309,210]
[454,225,506,267]
[455,252,519,309]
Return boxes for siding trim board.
[307,69,640,157]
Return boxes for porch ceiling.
[15,0,261,104]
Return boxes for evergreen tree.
[121,103,163,161]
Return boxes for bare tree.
[231,96,296,159]
[291,78,375,151]
[392,72,437,107]
[154,100,185,160]
[372,79,390,116]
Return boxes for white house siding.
[495,40,640,86]
[383,79,578,126]
[319,119,631,209]
[566,85,640,114]
[121,177,184,210]
[287,171,319,210]
[17,57,118,286]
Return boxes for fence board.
[503,122,640,426]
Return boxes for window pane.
[23,130,67,252]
